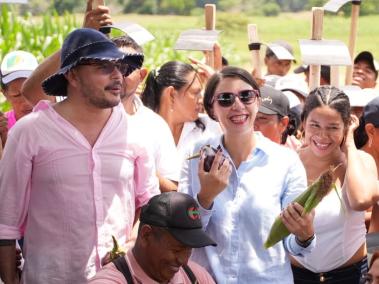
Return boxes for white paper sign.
[341,85,378,107]
[323,0,356,12]
[174,29,220,51]
[299,39,352,66]
[102,22,155,46]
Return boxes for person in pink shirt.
[0,28,158,284]
[0,50,37,130]
[89,192,216,284]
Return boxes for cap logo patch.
[262,97,273,104]
[187,207,200,220]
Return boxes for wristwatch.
[295,234,315,248]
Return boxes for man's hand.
[83,0,113,30]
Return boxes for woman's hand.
[197,149,232,209]
[281,202,315,242]
[341,114,360,154]
[188,43,223,86]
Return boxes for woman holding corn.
[179,66,315,283]
[291,86,379,283]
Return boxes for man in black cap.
[0,28,157,283]
[353,51,378,89]
[254,86,291,145]
[89,192,216,283]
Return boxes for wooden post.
[204,4,216,68]
[345,1,361,85]
[309,7,324,91]
[247,24,262,80]
[94,0,105,7]
[330,66,340,88]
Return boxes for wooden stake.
[330,66,340,88]
[204,4,216,68]
[247,24,262,79]
[345,2,361,85]
[93,0,105,7]
[309,7,324,91]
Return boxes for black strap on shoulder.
[112,256,134,284]
[182,264,198,284]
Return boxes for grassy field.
[114,12,379,70]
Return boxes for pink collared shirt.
[0,101,159,283]
[88,249,215,284]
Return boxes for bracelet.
[295,234,315,248]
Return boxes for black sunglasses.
[79,60,131,76]
[212,89,260,108]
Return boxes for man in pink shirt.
[0,28,158,283]
[89,192,216,284]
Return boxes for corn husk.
[264,166,336,249]
[109,235,126,261]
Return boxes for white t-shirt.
[177,114,222,166]
[129,96,179,182]
[293,181,366,272]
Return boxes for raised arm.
[21,0,112,106]
[344,115,379,210]
[21,51,61,105]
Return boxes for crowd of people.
[1,1,379,283]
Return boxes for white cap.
[1,51,38,84]
[341,85,379,107]
[282,90,301,108]
[275,74,309,98]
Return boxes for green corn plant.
[264,166,338,249]
[0,4,77,111]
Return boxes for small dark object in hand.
[202,145,221,172]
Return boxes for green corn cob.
[264,167,335,249]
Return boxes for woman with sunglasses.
[291,86,379,283]
[179,67,315,283]
[141,61,221,165]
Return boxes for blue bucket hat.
[42,28,144,96]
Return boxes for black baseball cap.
[363,96,379,127]
[294,64,331,84]
[354,51,379,78]
[140,192,217,248]
[259,86,290,117]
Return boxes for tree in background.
[6,0,379,16]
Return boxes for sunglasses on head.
[213,89,260,107]
[79,60,131,76]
